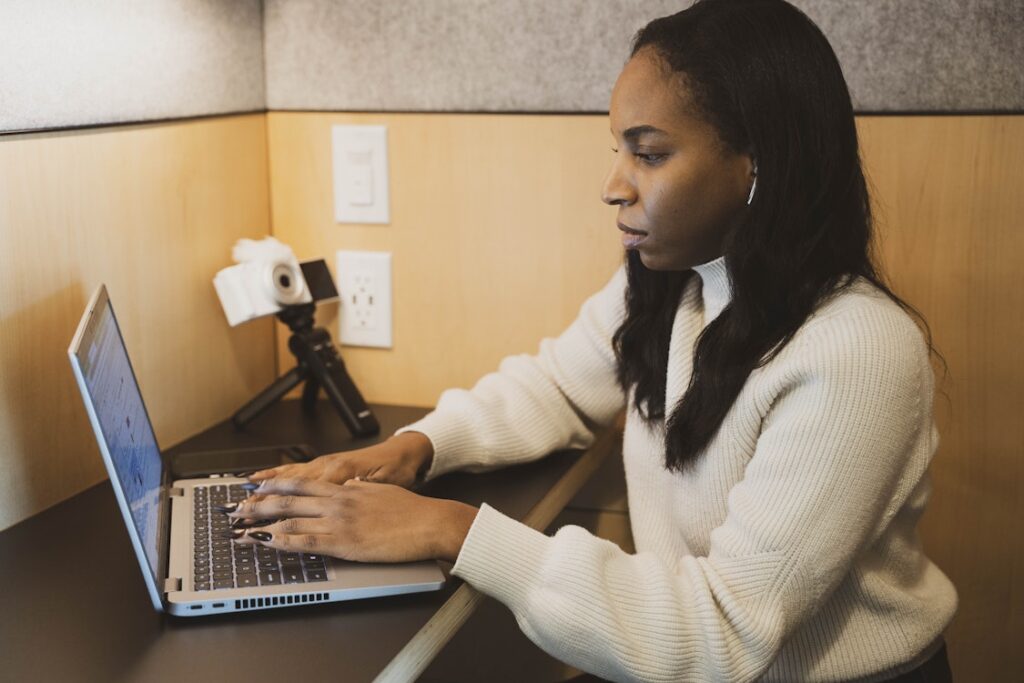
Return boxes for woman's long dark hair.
[613,0,938,472]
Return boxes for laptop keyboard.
[192,483,329,591]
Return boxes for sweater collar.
[691,255,732,324]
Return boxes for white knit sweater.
[397,257,957,683]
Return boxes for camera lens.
[270,262,307,304]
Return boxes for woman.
[226,1,958,680]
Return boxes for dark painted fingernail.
[240,482,261,491]
[232,517,275,529]
[249,531,273,542]
[219,529,245,540]
[213,502,238,513]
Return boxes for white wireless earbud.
[746,162,758,206]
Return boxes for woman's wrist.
[433,500,479,563]
[388,431,435,483]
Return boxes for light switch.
[344,148,373,206]
[332,125,389,223]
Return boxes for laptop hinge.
[164,577,182,593]
[169,487,184,497]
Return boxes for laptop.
[68,284,445,616]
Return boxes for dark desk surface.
[0,401,612,683]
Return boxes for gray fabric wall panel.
[263,0,681,112]
[263,0,1024,113]
[798,0,1024,112]
[0,0,265,133]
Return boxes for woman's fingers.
[250,476,346,498]
[234,516,338,556]
[240,528,333,555]
[228,478,348,520]
[249,461,319,481]
[228,494,321,520]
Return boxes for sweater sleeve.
[451,308,933,683]
[395,266,628,479]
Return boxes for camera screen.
[300,259,340,303]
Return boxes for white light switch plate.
[332,125,389,224]
[336,250,392,348]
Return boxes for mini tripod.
[231,303,380,436]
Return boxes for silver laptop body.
[68,284,445,617]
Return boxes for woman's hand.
[248,431,434,489]
[227,477,478,564]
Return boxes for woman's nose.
[601,162,636,206]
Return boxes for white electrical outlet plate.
[332,125,390,224]
[336,250,393,348]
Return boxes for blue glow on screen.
[80,301,162,580]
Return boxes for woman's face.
[603,48,753,271]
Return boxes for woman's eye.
[635,152,667,164]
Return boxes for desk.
[0,401,620,682]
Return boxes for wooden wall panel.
[266,112,622,408]
[269,112,1022,680]
[859,115,1024,680]
[0,114,276,531]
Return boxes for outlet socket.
[336,250,392,348]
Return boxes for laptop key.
[213,578,234,590]
[283,569,305,584]
[305,570,328,582]
[237,575,258,588]
[195,581,210,591]
[259,572,281,585]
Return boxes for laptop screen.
[69,288,163,584]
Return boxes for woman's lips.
[618,222,649,248]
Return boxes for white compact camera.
[213,238,313,327]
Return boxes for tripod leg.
[232,366,306,429]
[301,376,320,414]
[290,337,380,437]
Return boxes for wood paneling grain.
[266,112,621,408]
[859,115,1024,681]
[0,114,275,531]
